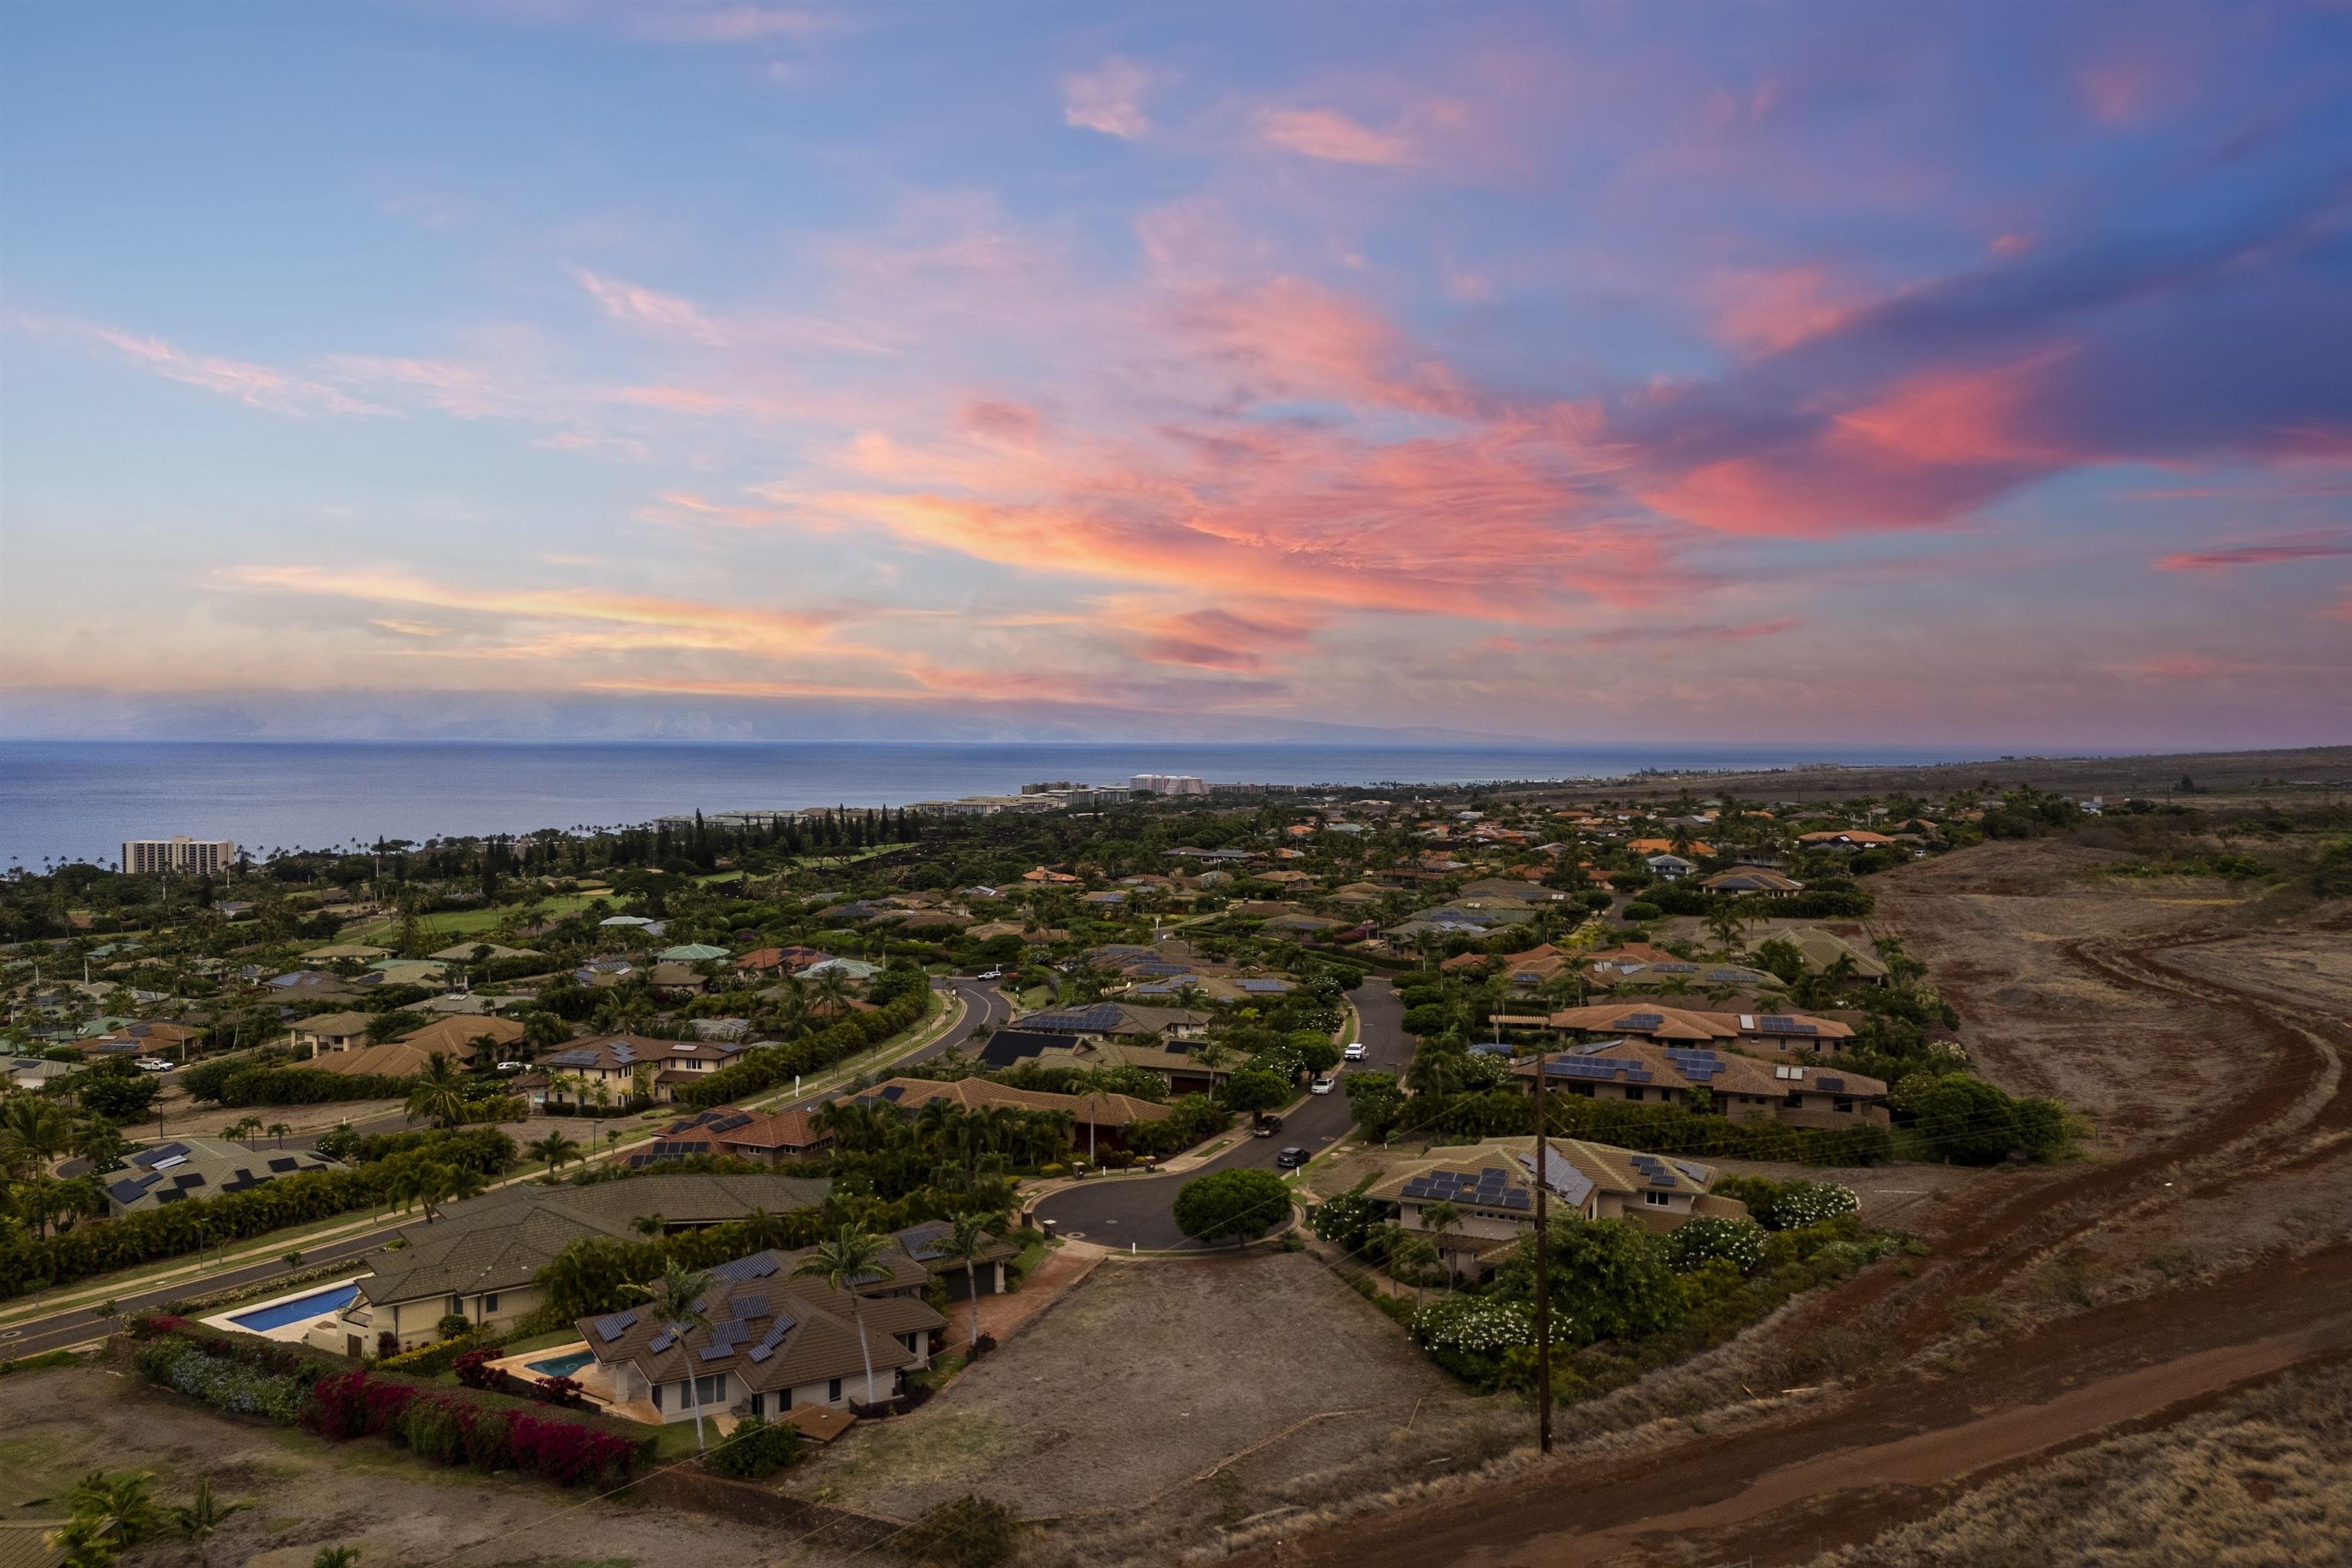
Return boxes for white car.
[495,1060,526,1073]
[134,1057,173,1073]
[1310,1075,1337,1095]
[1342,1041,1367,1061]
[975,968,1004,981]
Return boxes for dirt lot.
[0,1364,786,1568]
[800,1250,1491,1524]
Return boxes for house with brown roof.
[292,1011,376,1056]
[1797,829,1897,851]
[1512,1039,1887,1127]
[852,1074,1172,1152]
[630,1104,834,1167]
[536,1034,753,1106]
[570,1243,950,1426]
[1544,1001,1853,1053]
[82,1020,201,1060]
[1364,1135,1748,1280]
[734,946,829,976]
[401,1014,528,1062]
[1699,869,1805,896]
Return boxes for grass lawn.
[348,893,603,944]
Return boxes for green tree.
[1217,1068,1289,1119]
[526,1131,583,1174]
[793,1223,893,1406]
[173,1476,237,1566]
[624,1261,719,1451]
[312,1548,361,1568]
[402,1053,469,1129]
[1172,1167,1292,1247]
[1494,1217,1682,1348]
[1418,1199,1463,1282]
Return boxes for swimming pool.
[227,1282,361,1333]
[527,1349,595,1379]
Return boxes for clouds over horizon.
[2,2,2348,746]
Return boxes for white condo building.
[122,837,237,874]
[1129,774,1209,796]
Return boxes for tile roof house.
[570,1240,957,1426]
[1544,1001,1854,1052]
[309,1172,831,1355]
[81,1020,201,1060]
[106,1135,343,1216]
[1364,1135,1747,1280]
[1016,1002,1210,1041]
[536,1034,752,1105]
[1584,958,1789,994]
[1512,1039,1888,1127]
[852,1074,1172,1147]
[1699,869,1805,896]
[629,1105,833,1167]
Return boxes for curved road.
[1031,976,1403,1250]
[0,977,1011,1361]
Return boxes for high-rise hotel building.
[122,837,237,874]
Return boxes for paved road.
[0,978,1009,1361]
[1030,976,1405,1251]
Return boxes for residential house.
[1016,1002,1210,1043]
[2,1056,75,1091]
[311,1172,831,1354]
[1746,924,1890,982]
[1025,1037,1232,1096]
[734,946,830,977]
[1797,829,1899,852]
[1629,838,1716,858]
[629,1105,833,1167]
[1544,1001,1854,1053]
[1364,1135,1748,1280]
[1512,1039,1888,1127]
[1586,958,1788,995]
[569,1241,950,1426]
[853,1074,1172,1151]
[292,1012,379,1055]
[536,1034,753,1106]
[105,1136,344,1217]
[82,1020,201,1061]
[1644,854,1698,880]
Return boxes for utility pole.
[1532,1068,1553,1454]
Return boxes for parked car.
[1253,1112,1282,1137]
[1310,1075,1337,1095]
[495,1060,525,1072]
[134,1057,173,1073]
[975,968,1004,981]
[1276,1145,1308,1169]
[1343,1041,1367,1060]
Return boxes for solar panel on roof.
[711,1319,749,1347]
[648,1330,676,1354]
[710,1253,782,1282]
[1819,1076,1846,1091]
[698,1342,733,1362]
[1623,1012,1664,1028]
[732,1292,770,1319]
[746,1344,774,1364]
[593,1310,638,1342]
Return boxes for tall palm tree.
[527,1131,583,1175]
[1,1098,74,1178]
[623,1263,718,1451]
[403,1053,469,1129]
[794,1223,891,1406]
[936,1213,997,1351]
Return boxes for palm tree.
[2,1098,73,1178]
[1419,1200,1463,1284]
[312,1547,362,1568]
[174,1476,236,1566]
[64,1470,162,1550]
[527,1131,583,1175]
[623,1263,718,1451]
[267,1122,293,1147]
[403,1053,469,1129]
[794,1223,892,1406]
[936,1214,997,1352]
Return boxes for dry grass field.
[1802,1360,2352,1568]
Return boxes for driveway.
[1029,976,1406,1250]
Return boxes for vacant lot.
[802,1250,1488,1524]
[0,1363,782,1568]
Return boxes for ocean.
[0,740,1979,868]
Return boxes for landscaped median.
[126,1313,654,1488]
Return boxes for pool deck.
[199,1276,365,1344]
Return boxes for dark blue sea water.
[0,740,1978,868]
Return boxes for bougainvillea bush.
[303,1368,646,1487]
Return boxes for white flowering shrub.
[1768,1181,1859,1230]
[1410,1295,1537,1354]
[1665,1217,1769,1275]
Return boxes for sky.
[2,1,2349,751]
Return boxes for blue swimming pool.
[227,1282,361,1333]
[527,1349,595,1379]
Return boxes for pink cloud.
[1256,107,1414,166]
[2154,537,2352,573]
[1064,57,1152,139]
[26,316,392,417]
[1704,264,1863,354]
[570,268,730,345]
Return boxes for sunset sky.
[3,2,2348,749]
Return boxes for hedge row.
[1416,1087,1897,1166]
[128,1320,647,1488]
[674,989,929,1109]
[214,1067,422,1106]
[0,1127,515,1301]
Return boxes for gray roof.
[359,1172,831,1307]
[106,1136,344,1215]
